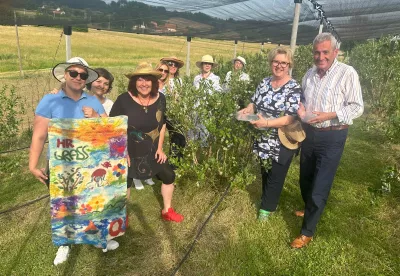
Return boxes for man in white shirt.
[292,33,364,248]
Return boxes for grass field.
[0,120,399,275]
[0,26,263,73]
[0,25,266,135]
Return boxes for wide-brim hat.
[125,62,162,79]
[232,56,246,66]
[196,55,218,69]
[160,56,184,68]
[278,120,306,150]
[52,57,98,84]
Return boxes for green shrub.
[0,85,24,150]
[349,36,400,140]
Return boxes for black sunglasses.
[67,70,89,80]
[167,61,178,67]
[158,68,169,73]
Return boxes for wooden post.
[14,11,24,77]
[186,36,191,77]
[290,0,302,55]
[261,42,264,53]
[64,26,72,61]
[234,40,238,58]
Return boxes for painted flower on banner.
[88,195,105,211]
[79,203,93,215]
[113,163,126,177]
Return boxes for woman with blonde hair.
[238,46,303,221]
[155,61,171,94]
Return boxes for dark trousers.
[300,126,348,237]
[260,145,295,212]
[166,119,186,161]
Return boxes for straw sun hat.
[278,120,306,150]
[160,56,184,68]
[125,62,162,79]
[232,56,247,67]
[195,55,218,69]
[52,57,99,84]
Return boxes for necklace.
[137,95,151,113]
[129,91,151,113]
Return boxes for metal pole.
[319,19,323,34]
[186,36,191,77]
[234,40,238,58]
[64,26,72,61]
[14,11,24,77]
[290,0,302,55]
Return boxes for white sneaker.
[133,179,144,190]
[102,240,119,253]
[53,245,70,265]
[144,178,155,185]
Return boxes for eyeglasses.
[158,68,169,73]
[167,61,178,68]
[272,60,290,68]
[203,62,213,66]
[67,70,89,80]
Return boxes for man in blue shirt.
[29,57,108,265]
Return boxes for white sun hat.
[52,57,99,84]
[232,56,247,67]
[195,55,218,68]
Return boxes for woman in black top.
[110,62,183,223]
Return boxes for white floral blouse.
[251,77,302,162]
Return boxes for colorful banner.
[48,116,128,248]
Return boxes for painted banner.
[48,116,128,248]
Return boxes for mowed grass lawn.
[0,120,399,275]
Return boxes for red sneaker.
[161,208,184,222]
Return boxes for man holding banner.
[29,57,126,265]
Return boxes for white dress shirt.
[302,59,364,128]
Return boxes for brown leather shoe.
[290,235,312,249]
[294,210,304,217]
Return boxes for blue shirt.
[35,90,105,119]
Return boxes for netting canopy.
[129,0,400,44]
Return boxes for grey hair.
[313,32,340,50]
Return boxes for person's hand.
[297,102,306,120]
[48,88,59,94]
[238,105,253,114]
[307,111,336,124]
[30,168,48,185]
[155,149,167,164]
[249,113,269,128]
[127,154,131,167]
[82,106,99,118]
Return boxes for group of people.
[193,54,249,93]
[29,32,363,265]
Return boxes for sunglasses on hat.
[67,70,89,80]
[167,61,178,68]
